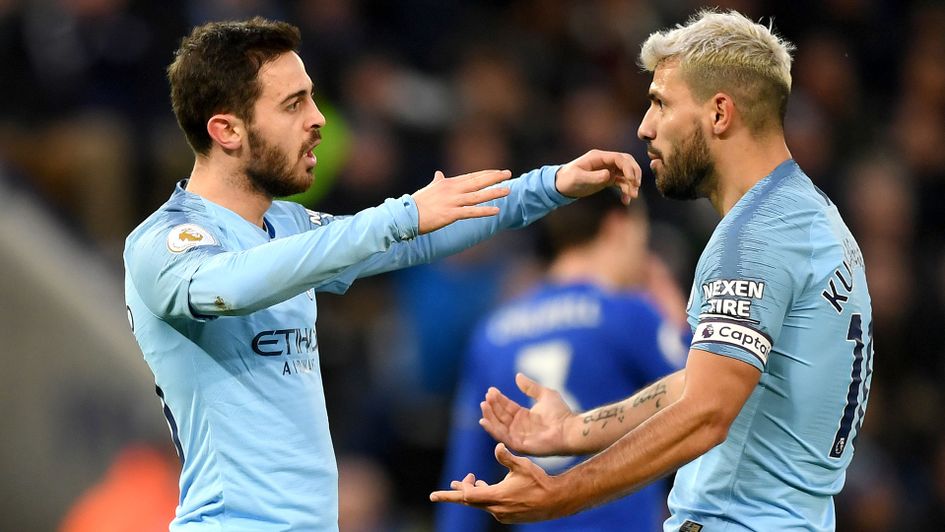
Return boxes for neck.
[185,155,272,228]
[706,131,792,217]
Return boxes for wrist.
[551,468,589,518]
[553,166,577,199]
[561,413,585,455]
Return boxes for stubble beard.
[654,127,715,201]
[245,127,314,198]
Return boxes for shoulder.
[708,172,830,267]
[124,192,221,269]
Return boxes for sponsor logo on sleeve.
[166,224,217,253]
[305,209,335,227]
[701,278,765,320]
[692,317,772,365]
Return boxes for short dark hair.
[167,17,301,154]
[538,189,647,259]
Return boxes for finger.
[485,388,519,425]
[433,170,446,182]
[480,403,507,433]
[430,489,467,503]
[614,175,640,205]
[481,400,514,438]
[430,485,497,506]
[515,373,543,400]
[494,442,525,471]
[610,152,641,186]
[454,169,505,180]
[585,168,612,184]
[452,206,501,220]
[462,186,510,206]
[475,480,489,487]
[460,169,513,192]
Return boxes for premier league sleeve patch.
[166,224,218,253]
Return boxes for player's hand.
[412,169,511,234]
[479,373,576,456]
[429,443,569,524]
[554,149,642,204]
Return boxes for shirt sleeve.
[127,195,418,320]
[316,164,573,294]
[689,221,800,372]
[124,222,226,322]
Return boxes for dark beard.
[654,127,714,201]
[245,128,313,198]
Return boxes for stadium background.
[1,0,943,530]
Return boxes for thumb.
[433,170,446,182]
[516,373,542,400]
[495,442,521,471]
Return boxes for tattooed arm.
[432,350,761,522]
[478,369,685,457]
[566,370,685,455]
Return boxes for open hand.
[429,443,567,524]
[412,169,511,234]
[480,373,576,457]
[554,150,642,204]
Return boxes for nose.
[637,106,655,142]
[309,100,326,130]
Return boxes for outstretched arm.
[314,150,643,293]
[430,349,760,524]
[479,370,686,458]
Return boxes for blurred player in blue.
[123,18,642,531]
[431,10,874,532]
[436,191,690,531]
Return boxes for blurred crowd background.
[1,0,944,530]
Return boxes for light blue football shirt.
[665,160,873,532]
[123,166,570,531]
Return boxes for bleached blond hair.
[640,9,795,133]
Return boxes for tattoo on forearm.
[632,383,667,409]
[581,406,625,437]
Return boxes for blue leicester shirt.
[666,160,874,532]
[438,282,690,532]
[123,166,570,531]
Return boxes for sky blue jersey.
[123,166,570,531]
[666,160,874,532]
[438,282,690,532]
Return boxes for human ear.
[710,93,734,135]
[207,114,244,151]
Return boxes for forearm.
[319,165,570,286]
[557,395,722,516]
[564,370,685,454]
[188,196,417,315]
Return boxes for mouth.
[647,151,662,170]
[302,138,321,170]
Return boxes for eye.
[287,100,301,112]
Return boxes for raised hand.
[479,373,576,457]
[429,443,567,524]
[412,169,512,234]
[554,149,642,204]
